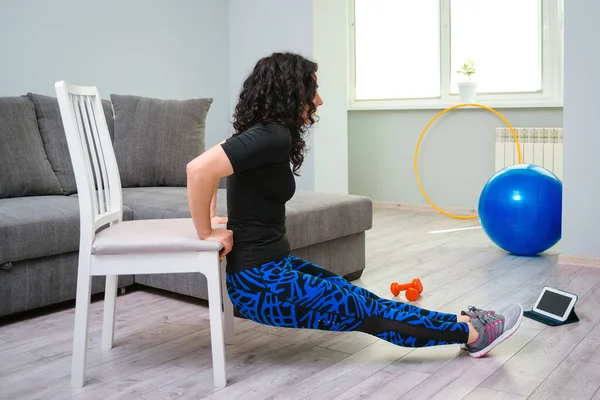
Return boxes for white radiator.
[495,127,563,180]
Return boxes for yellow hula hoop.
[414,103,522,220]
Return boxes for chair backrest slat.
[84,96,112,214]
[55,82,123,244]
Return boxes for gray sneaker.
[465,302,523,358]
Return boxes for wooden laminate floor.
[1,206,599,400]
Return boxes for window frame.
[347,0,564,110]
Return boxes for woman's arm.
[210,178,218,218]
[209,178,228,225]
[186,142,234,253]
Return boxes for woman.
[186,52,523,358]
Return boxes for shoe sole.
[467,303,524,358]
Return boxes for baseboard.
[558,254,600,268]
[372,201,477,216]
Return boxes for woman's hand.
[205,227,234,259]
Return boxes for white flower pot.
[457,81,477,103]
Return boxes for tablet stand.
[524,308,579,326]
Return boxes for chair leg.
[221,260,235,345]
[207,257,227,388]
[71,266,93,388]
[102,275,119,350]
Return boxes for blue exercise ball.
[478,164,562,256]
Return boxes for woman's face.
[304,77,323,124]
[314,90,323,109]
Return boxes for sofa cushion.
[121,187,372,250]
[121,187,226,219]
[0,96,63,199]
[0,196,133,264]
[26,93,116,195]
[284,191,373,249]
[110,94,212,188]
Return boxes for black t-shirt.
[220,122,296,273]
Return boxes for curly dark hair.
[232,52,319,175]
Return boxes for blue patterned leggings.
[226,255,470,347]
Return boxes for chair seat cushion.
[0,196,133,264]
[121,187,372,250]
[92,219,222,255]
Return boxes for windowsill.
[348,97,563,111]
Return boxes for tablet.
[532,286,578,322]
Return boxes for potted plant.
[456,59,477,103]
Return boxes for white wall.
[229,0,315,191]
[313,0,349,194]
[0,0,230,147]
[349,108,563,209]
[561,0,600,259]
[0,0,347,193]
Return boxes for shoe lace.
[468,306,503,334]
[467,306,487,318]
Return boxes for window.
[349,0,563,109]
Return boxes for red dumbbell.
[390,278,423,301]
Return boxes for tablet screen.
[537,290,573,316]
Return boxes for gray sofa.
[0,92,373,318]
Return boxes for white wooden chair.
[54,81,234,389]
